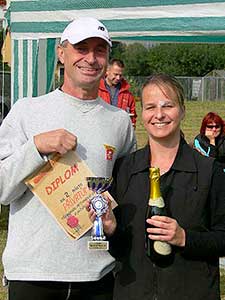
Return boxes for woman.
[193,112,225,166]
[91,74,225,300]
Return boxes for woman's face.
[141,83,185,141]
[205,123,221,139]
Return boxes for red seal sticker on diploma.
[67,215,79,228]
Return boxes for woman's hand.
[86,197,117,236]
[146,215,186,247]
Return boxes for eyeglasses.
[206,124,221,129]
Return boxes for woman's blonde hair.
[142,74,185,109]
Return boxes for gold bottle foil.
[148,167,164,208]
[149,167,161,199]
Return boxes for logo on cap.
[98,26,105,32]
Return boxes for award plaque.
[86,177,113,250]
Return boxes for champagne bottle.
[145,167,172,264]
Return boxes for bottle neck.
[150,179,161,199]
[149,168,165,208]
[149,167,161,199]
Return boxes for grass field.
[0,206,8,300]
[1,100,225,300]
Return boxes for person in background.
[193,111,225,168]
[98,58,137,128]
[89,74,225,300]
[0,17,136,300]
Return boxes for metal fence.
[0,71,11,101]
[178,76,225,101]
[128,76,225,101]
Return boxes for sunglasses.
[206,125,221,129]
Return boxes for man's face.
[57,37,109,92]
[106,64,124,86]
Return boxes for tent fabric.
[11,38,58,102]
[7,0,225,103]
[10,0,225,42]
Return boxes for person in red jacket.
[98,59,137,128]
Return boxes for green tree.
[110,41,126,60]
[121,43,149,76]
[147,44,225,76]
[111,42,149,76]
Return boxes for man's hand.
[146,215,186,247]
[34,129,77,155]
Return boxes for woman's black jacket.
[109,138,225,300]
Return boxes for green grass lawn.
[1,100,225,299]
[0,232,7,300]
[0,206,8,300]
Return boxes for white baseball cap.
[60,17,112,47]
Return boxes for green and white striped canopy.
[7,0,225,103]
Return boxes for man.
[0,17,136,300]
[98,59,137,128]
